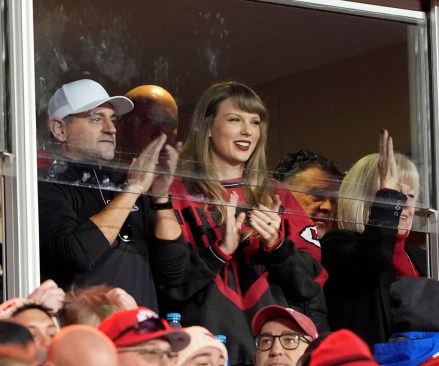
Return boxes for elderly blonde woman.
[321,129,426,350]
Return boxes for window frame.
[2,0,437,299]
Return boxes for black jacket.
[159,178,323,366]
[38,161,189,309]
[321,189,426,349]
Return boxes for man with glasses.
[38,79,189,308]
[99,307,190,366]
[252,305,318,366]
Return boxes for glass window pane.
[34,0,429,229]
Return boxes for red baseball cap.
[421,355,439,366]
[309,329,379,366]
[251,305,318,339]
[98,307,190,351]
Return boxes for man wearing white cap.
[38,79,189,309]
[252,305,319,366]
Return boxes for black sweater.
[38,162,189,309]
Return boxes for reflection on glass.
[34,2,430,254]
[34,0,422,186]
[272,149,344,239]
[37,148,428,234]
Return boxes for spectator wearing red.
[99,307,190,366]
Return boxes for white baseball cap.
[48,79,134,120]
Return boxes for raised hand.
[248,194,282,248]
[106,287,138,310]
[125,134,167,195]
[27,279,65,315]
[149,141,183,199]
[378,128,398,190]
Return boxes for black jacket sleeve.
[39,181,111,273]
[322,189,406,286]
[263,238,322,302]
[150,234,190,287]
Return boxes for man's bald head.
[125,85,177,107]
[46,324,118,366]
[118,85,178,157]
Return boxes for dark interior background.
[33,0,414,174]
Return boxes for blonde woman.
[321,129,426,349]
[162,81,326,365]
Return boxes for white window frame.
[2,0,437,299]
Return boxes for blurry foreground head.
[0,344,37,366]
[297,329,379,366]
[59,285,137,327]
[177,326,228,366]
[99,307,190,366]
[11,303,58,364]
[0,320,37,364]
[45,324,118,366]
[118,85,178,156]
[252,305,318,366]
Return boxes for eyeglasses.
[255,333,312,351]
[117,346,178,364]
[68,112,118,125]
[112,318,167,342]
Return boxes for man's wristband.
[149,196,173,210]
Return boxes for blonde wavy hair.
[179,81,272,226]
[337,152,419,233]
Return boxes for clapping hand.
[219,191,246,256]
[248,194,282,248]
[149,141,183,199]
[126,134,167,195]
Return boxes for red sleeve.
[274,181,329,286]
